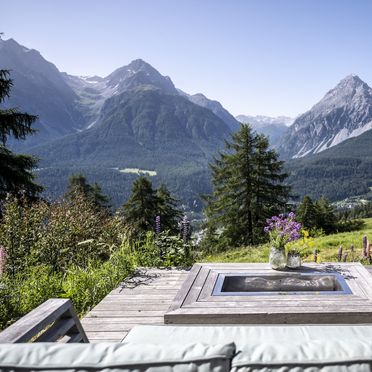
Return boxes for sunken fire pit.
[165,263,372,324]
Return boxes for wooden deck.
[81,265,372,343]
[81,268,189,343]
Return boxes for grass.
[203,218,372,264]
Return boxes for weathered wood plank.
[183,265,210,306]
[0,299,88,343]
[82,317,164,324]
[86,310,167,318]
[83,322,163,332]
[35,318,76,342]
[92,304,171,311]
[86,331,128,340]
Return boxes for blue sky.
[1,0,372,117]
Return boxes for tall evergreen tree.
[0,70,42,200]
[156,184,182,234]
[65,173,110,210]
[314,197,337,234]
[204,124,290,250]
[296,195,318,230]
[121,177,159,236]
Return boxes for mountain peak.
[342,73,363,83]
[127,58,153,71]
[333,74,367,91]
[106,59,177,94]
[0,38,33,54]
[278,74,372,159]
[320,74,372,106]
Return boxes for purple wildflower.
[155,215,161,235]
[343,252,348,263]
[0,246,6,275]
[181,215,190,242]
[337,246,343,262]
[314,249,318,263]
[264,213,302,248]
[363,235,368,258]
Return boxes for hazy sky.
[1,0,372,117]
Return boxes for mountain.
[0,38,241,208]
[236,115,292,146]
[34,87,231,168]
[279,75,372,159]
[286,126,372,202]
[62,59,178,129]
[0,38,85,148]
[179,90,240,131]
[32,87,231,208]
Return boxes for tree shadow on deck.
[116,268,179,292]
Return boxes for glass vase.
[287,252,301,269]
[269,247,287,270]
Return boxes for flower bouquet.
[264,212,301,270]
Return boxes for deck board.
[81,268,188,343]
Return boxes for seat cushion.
[125,325,372,371]
[0,342,235,372]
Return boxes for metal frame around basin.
[212,272,353,296]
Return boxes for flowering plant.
[286,229,315,256]
[264,212,301,250]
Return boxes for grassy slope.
[204,218,372,263]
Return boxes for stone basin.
[212,272,352,296]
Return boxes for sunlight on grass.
[204,218,372,264]
[119,168,157,176]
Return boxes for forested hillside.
[286,128,372,201]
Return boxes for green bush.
[0,194,193,331]
[0,275,19,329]
[134,231,194,268]
[63,241,136,315]
[0,197,46,277]
[16,266,63,315]
[0,266,62,329]
[336,219,365,233]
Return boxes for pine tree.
[65,173,110,210]
[156,184,182,234]
[296,195,317,230]
[314,197,337,234]
[204,124,290,250]
[0,70,42,200]
[251,134,290,237]
[121,177,159,236]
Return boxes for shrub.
[63,241,136,315]
[34,194,113,271]
[0,266,62,329]
[134,231,194,268]
[16,266,63,315]
[0,196,46,276]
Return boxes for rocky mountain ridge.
[278,74,372,159]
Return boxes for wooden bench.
[0,298,89,343]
